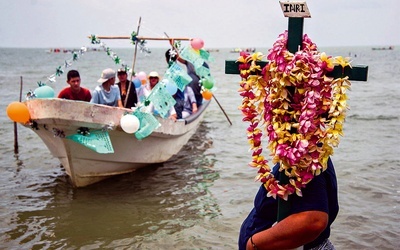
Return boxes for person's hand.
[169,114,177,121]
[192,104,198,113]
[169,39,174,47]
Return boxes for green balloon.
[202,79,214,89]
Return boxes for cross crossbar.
[225,60,368,81]
[224,13,368,82]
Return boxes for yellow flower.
[251,52,264,61]
[334,56,352,68]
[320,52,334,69]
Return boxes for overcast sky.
[0,0,398,49]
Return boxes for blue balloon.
[35,85,55,98]
[133,78,141,88]
[164,79,177,95]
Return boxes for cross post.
[225,1,369,222]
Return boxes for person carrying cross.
[229,3,367,249]
[237,32,340,249]
[233,2,370,249]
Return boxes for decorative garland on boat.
[35,46,89,87]
[25,32,149,100]
[130,31,151,54]
[32,33,138,88]
[238,31,351,200]
[26,36,134,99]
[90,34,131,71]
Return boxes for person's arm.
[169,39,187,64]
[90,89,98,104]
[246,210,328,250]
[114,85,123,108]
[168,106,177,121]
[86,89,92,102]
[187,87,197,113]
[192,102,198,113]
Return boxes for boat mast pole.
[14,76,23,154]
[131,17,142,77]
[125,17,142,108]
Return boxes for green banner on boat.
[164,62,192,91]
[66,130,114,154]
[147,83,176,118]
[133,109,160,140]
[179,46,215,86]
[180,46,207,70]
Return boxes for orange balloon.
[141,79,147,85]
[202,90,213,100]
[6,102,31,123]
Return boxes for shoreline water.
[0,47,399,249]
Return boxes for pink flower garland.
[238,31,351,200]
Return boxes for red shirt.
[58,87,92,101]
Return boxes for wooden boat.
[8,18,215,188]
[23,98,210,187]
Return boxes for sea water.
[0,46,399,249]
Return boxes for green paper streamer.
[66,130,114,154]
[147,83,176,118]
[164,62,192,91]
[133,110,160,140]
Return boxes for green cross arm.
[225,60,368,81]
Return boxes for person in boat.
[172,89,184,119]
[116,67,138,109]
[58,70,92,101]
[164,50,185,119]
[165,46,207,107]
[137,71,177,121]
[181,85,198,118]
[90,68,123,107]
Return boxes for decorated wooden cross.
[225,2,368,80]
[225,1,368,222]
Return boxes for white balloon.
[120,114,140,134]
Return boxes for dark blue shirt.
[238,158,339,250]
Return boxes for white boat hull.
[24,99,209,187]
